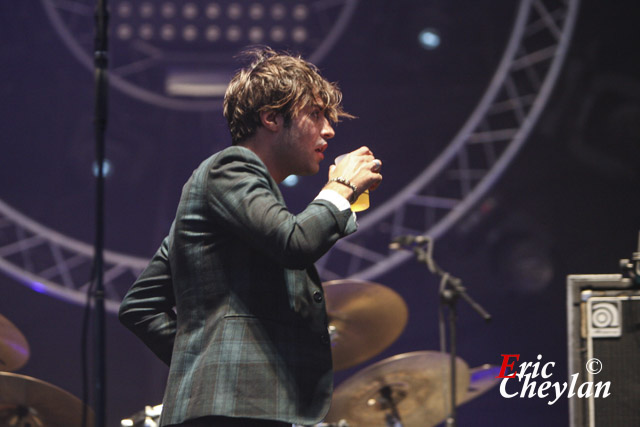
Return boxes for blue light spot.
[92,159,113,178]
[418,28,441,50]
[282,175,299,187]
[28,280,47,294]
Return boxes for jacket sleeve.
[118,235,176,365]
[205,151,357,269]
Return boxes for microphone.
[389,234,430,250]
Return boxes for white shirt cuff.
[316,189,352,211]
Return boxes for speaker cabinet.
[567,274,640,427]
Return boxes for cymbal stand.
[393,236,491,426]
[379,385,403,427]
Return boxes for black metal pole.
[450,302,457,424]
[442,288,458,427]
[93,1,109,426]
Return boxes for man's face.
[275,103,335,177]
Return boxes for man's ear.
[259,110,281,132]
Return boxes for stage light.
[248,27,264,43]
[270,26,286,42]
[161,24,176,41]
[418,28,441,50]
[292,27,307,43]
[227,2,243,20]
[117,24,133,40]
[205,3,221,19]
[140,2,154,19]
[249,3,265,20]
[292,4,309,21]
[139,24,154,40]
[183,25,198,42]
[226,25,242,42]
[109,2,316,46]
[271,3,286,20]
[161,2,176,19]
[183,3,198,19]
[205,25,221,41]
[282,175,299,187]
[117,2,132,18]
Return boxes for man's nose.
[321,117,335,140]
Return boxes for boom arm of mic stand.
[413,246,491,322]
[445,277,492,322]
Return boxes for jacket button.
[321,333,330,345]
[313,291,323,303]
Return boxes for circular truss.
[0,0,580,313]
[40,0,358,111]
[317,0,580,281]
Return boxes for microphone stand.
[92,1,109,426]
[393,236,491,427]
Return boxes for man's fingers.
[354,146,373,155]
[369,173,382,192]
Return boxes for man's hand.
[324,146,383,202]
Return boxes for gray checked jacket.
[119,146,357,426]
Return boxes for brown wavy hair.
[223,47,353,144]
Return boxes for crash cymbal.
[325,351,470,427]
[0,314,29,372]
[323,280,408,371]
[0,372,94,427]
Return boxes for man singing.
[119,47,382,427]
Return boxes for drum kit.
[0,313,94,427]
[1,278,498,427]
[121,279,500,427]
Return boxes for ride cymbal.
[325,351,470,427]
[322,280,408,371]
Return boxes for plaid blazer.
[119,146,357,426]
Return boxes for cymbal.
[0,314,29,372]
[325,351,470,427]
[322,280,408,371]
[0,372,94,427]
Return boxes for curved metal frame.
[0,0,580,312]
[317,0,580,280]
